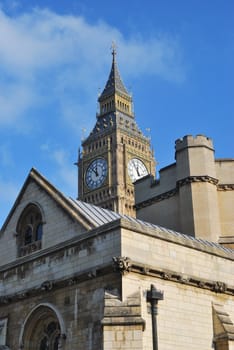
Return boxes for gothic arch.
[18,201,46,224]
[19,303,66,350]
[16,202,45,256]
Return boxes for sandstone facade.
[135,135,234,247]
[0,169,233,349]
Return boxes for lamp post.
[146,284,164,350]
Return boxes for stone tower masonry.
[175,134,221,241]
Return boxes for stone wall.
[120,223,234,349]
[0,204,233,349]
[0,219,122,349]
[0,277,120,349]
[135,135,234,242]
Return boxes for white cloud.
[40,143,76,195]
[119,37,185,81]
[0,80,37,127]
[0,7,185,130]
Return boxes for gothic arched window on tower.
[17,204,44,257]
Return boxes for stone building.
[0,50,233,350]
[135,135,234,247]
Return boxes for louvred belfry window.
[17,204,43,256]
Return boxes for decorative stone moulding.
[135,189,176,209]
[218,184,234,191]
[40,280,53,291]
[0,257,233,306]
[177,175,219,187]
[136,175,221,209]
[112,256,132,275]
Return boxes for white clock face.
[128,158,148,182]
[85,158,107,189]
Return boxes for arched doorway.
[20,304,65,350]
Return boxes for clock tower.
[77,47,156,216]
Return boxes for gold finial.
[111,41,117,57]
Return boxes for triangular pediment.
[0,168,104,266]
[1,168,96,234]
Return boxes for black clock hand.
[91,165,98,177]
[136,166,140,176]
[95,161,99,176]
[133,162,140,176]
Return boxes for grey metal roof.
[69,198,121,226]
[98,50,130,101]
[68,198,233,255]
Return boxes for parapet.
[175,134,214,153]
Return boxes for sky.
[0,0,233,227]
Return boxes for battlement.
[175,134,214,152]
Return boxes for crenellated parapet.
[135,134,234,242]
[175,134,214,154]
[174,134,217,181]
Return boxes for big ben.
[77,46,156,216]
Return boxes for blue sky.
[0,0,233,227]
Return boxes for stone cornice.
[218,184,234,191]
[113,257,234,296]
[0,263,113,306]
[136,175,220,209]
[0,256,233,306]
[135,188,177,209]
[177,175,219,187]
[129,259,233,295]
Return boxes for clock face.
[85,158,107,190]
[128,158,148,182]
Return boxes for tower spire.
[98,45,133,117]
[111,41,117,60]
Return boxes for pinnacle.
[99,49,130,101]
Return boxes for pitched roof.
[69,198,233,257]
[1,168,233,258]
[0,168,96,232]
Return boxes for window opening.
[17,204,43,256]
